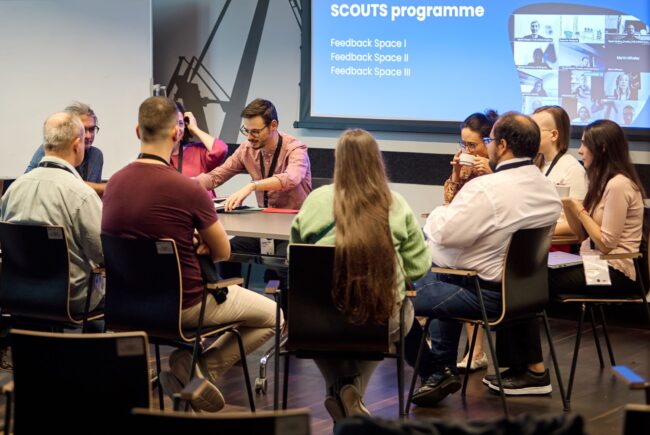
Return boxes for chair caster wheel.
[255,377,267,395]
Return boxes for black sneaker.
[482,366,523,386]
[487,369,552,395]
[411,367,461,407]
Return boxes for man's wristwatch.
[253,180,260,191]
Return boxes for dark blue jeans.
[404,272,502,378]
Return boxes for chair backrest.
[287,243,388,356]
[500,225,554,321]
[130,408,310,434]
[11,329,151,435]
[101,234,183,339]
[0,222,75,323]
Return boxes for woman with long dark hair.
[290,129,431,422]
[559,119,645,287]
[488,119,645,395]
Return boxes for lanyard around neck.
[171,145,184,173]
[544,151,566,177]
[137,153,170,166]
[495,159,532,173]
[259,135,283,207]
[38,161,75,175]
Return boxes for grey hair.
[64,101,97,125]
[43,113,84,153]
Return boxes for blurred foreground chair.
[9,329,150,435]
[130,407,310,434]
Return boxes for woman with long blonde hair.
[290,129,431,423]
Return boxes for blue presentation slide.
[310,1,650,129]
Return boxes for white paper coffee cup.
[555,184,570,198]
[459,152,475,166]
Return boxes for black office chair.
[272,243,412,416]
[0,222,103,331]
[101,235,255,411]
[130,407,310,434]
[406,226,569,416]
[9,329,151,435]
[553,209,650,402]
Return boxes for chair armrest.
[206,277,243,290]
[551,235,580,246]
[264,279,280,295]
[600,252,642,260]
[405,290,417,298]
[431,266,478,277]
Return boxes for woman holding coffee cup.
[443,110,498,204]
[440,110,497,372]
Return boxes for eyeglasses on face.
[240,123,269,136]
[482,137,496,145]
[84,126,100,134]
[458,140,481,151]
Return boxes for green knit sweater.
[290,184,431,299]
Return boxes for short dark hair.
[461,110,498,138]
[493,112,540,158]
[138,97,177,143]
[240,98,278,125]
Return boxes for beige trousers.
[180,284,281,380]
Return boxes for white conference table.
[219,211,295,241]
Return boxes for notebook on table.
[547,251,583,269]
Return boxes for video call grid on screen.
[513,12,649,127]
[300,1,650,137]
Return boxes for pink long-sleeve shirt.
[197,131,312,209]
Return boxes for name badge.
[582,255,612,286]
[260,238,275,256]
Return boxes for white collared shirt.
[0,155,104,313]
[424,161,562,281]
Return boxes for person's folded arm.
[198,220,231,262]
[580,181,630,254]
[560,197,588,241]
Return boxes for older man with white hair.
[1,112,104,315]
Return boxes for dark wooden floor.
[188,317,649,435]
[0,316,647,434]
